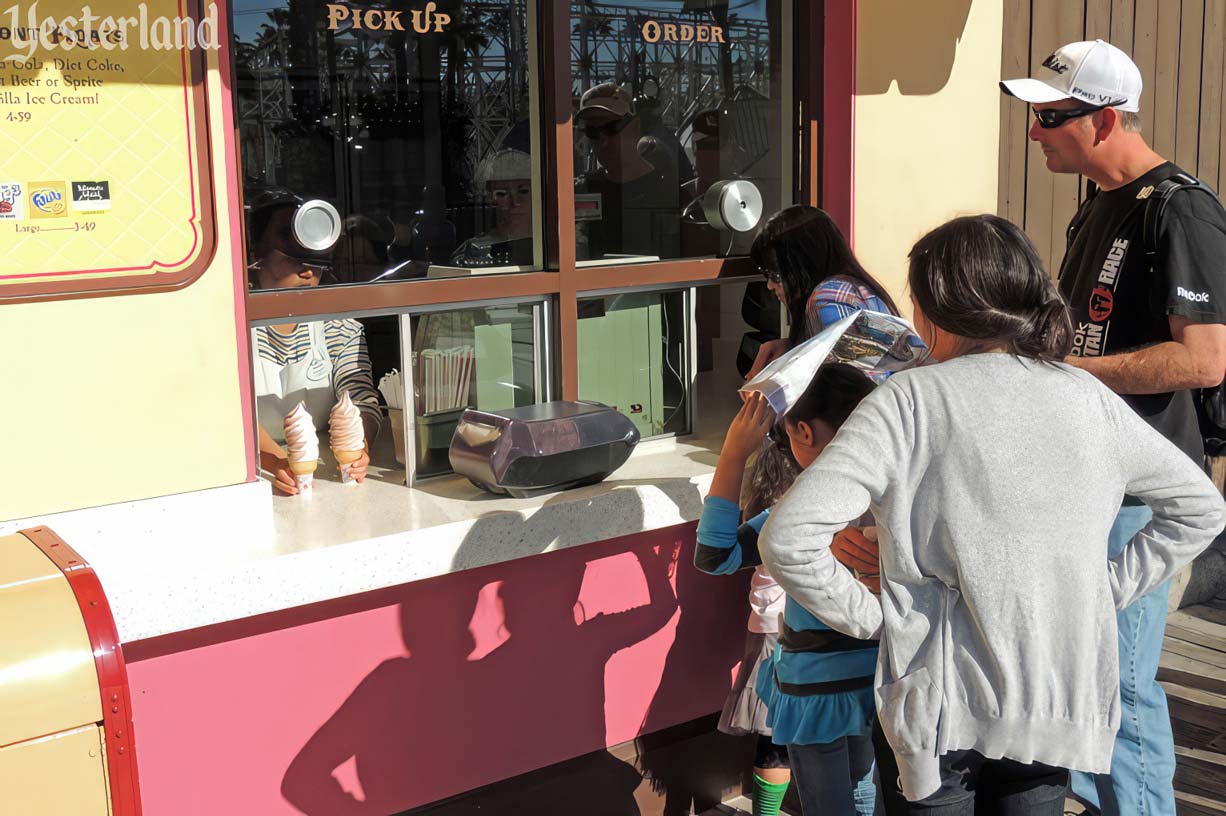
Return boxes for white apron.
[253,321,335,444]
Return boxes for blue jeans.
[789,734,877,816]
[1071,505,1176,816]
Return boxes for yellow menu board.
[0,0,214,300]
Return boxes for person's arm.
[1068,193,1226,393]
[1108,393,1226,608]
[695,393,775,574]
[1065,317,1226,393]
[258,424,298,496]
[760,382,910,639]
[325,320,383,481]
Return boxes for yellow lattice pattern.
[0,0,205,286]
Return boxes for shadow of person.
[855,0,975,95]
[635,535,754,816]
[280,581,505,815]
[460,538,680,816]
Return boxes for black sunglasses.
[583,116,631,141]
[1031,101,1124,129]
[761,267,781,284]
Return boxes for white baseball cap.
[1001,39,1142,112]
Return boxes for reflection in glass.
[577,290,689,438]
[234,0,537,287]
[572,1,786,264]
[408,304,540,477]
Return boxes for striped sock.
[753,773,789,816]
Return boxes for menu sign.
[0,0,215,302]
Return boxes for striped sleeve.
[324,319,384,435]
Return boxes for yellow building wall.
[0,38,249,521]
[854,0,1003,311]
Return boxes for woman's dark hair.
[750,205,900,346]
[908,214,1072,361]
[743,435,800,519]
[785,363,876,432]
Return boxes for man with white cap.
[1003,39,1226,816]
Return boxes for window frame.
[236,0,830,422]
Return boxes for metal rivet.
[118,747,125,755]
[115,731,123,739]
[111,694,118,702]
[112,706,119,714]
[90,600,98,606]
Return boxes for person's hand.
[745,338,792,381]
[722,391,777,463]
[832,526,880,574]
[260,449,299,496]
[342,447,372,483]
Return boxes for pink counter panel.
[124,523,749,814]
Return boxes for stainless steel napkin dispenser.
[449,401,640,497]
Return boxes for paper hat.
[740,310,929,417]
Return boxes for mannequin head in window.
[576,82,646,181]
[246,190,336,290]
[477,148,533,241]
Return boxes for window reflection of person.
[247,193,383,494]
[450,148,534,268]
[576,82,681,261]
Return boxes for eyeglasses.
[1031,101,1124,129]
[583,116,631,142]
[761,267,781,284]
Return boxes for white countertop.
[1,432,723,644]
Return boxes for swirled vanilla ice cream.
[284,401,320,493]
[329,391,366,484]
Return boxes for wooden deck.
[1160,602,1226,815]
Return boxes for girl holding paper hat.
[746,205,900,380]
[694,365,884,816]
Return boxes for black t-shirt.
[582,164,681,260]
[1059,162,1226,463]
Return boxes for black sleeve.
[1159,189,1226,323]
[732,520,763,569]
[692,521,765,573]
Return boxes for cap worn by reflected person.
[1000,38,1142,111]
[575,81,634,128]
[476,148,532,187]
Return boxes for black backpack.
[1137,174,1226,456]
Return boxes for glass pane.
[691,280,778,438]
[572,1,788,265]
[409,303,540,477]
[577,290,689,438]
[252,314,401,489]
[234,0,538,291]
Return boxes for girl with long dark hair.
[759,215,1224,814]
[746,205,900,379]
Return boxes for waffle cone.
[334,448,364,466]
[289,459,318,475]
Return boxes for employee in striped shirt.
[248,192,383,495]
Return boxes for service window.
[571,1,790,266]
[233,0,540,289]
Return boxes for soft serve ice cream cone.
[329,391,366,485]
[284,401,320,493]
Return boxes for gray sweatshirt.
[759,354,1225,802]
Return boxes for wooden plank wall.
[999,0,1226,277]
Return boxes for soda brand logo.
[326,1,450,33]
[641,19,725,44]
[29,181,66,217]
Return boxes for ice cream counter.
[0,431,745,814]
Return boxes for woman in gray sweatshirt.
[758,215,1225,814]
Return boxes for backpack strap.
[1140,172,1206,258]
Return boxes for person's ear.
[791,419,815,448]
[1092,106,1117,145]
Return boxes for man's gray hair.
[1117,109,1142,133]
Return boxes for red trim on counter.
[22,526,142,816]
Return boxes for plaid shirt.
[804,275,893,337]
